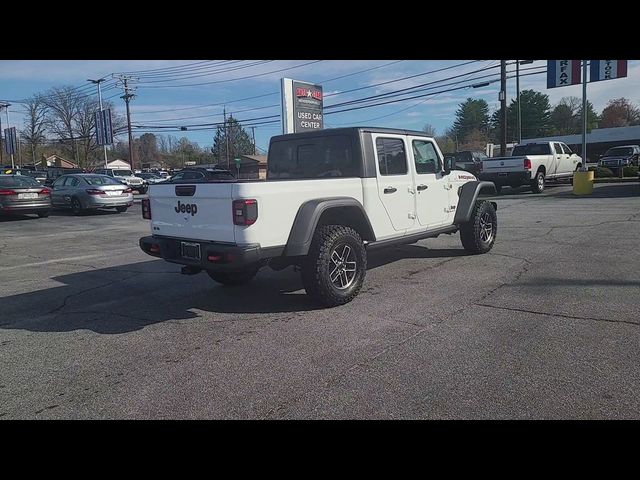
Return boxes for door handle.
[417,184,428,191]
[383,187,397,194]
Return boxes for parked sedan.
[51,174,133,215]
[0,174,52,218]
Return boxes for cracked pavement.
[1,182,639,419]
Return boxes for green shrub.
[622,165,639,177]
[588,166,614,178]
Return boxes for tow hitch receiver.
[181,266,202,275]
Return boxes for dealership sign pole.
[281,78,324,134]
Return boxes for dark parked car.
[443,151,488,176]
[0,174,52,218]
[598,145,640,171]
[165,167,236,183]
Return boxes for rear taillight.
[86,189,104,195]
[39,188,51,195]
[142,198,151,219]
[524,158,532,170]
[124,188,132,193]
[0,189,16,196]
[233,199,258,226]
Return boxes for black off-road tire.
[460,201,497,254]
[301,225,367,307]
[530,170,545,194]
[37,210,51,218]
[207,266,260,286]
[116,206,128,213]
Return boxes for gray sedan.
[51,174,134,215]
[0,174,52,218]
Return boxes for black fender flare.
[453,181,497,224]
[284,197,375,256]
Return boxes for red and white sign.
[590,60,628,82]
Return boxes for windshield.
[113,170,133,177]
[512,144,551,156]
[604,147,633,157]
[0,175,42,187]
[84,176,123,186]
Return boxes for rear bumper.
[139,235,277,271]
[479,171,531,186]
[84,195,134,208]
[0,201,51,214]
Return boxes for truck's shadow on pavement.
[1,245,471,334]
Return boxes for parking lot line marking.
[0,254,105,272]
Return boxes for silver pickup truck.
[480,141,582,194]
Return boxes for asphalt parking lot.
[1,182,639,419]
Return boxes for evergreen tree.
[211,115,255,167]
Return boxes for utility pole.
[88,78,109,167]
[251,126,256,155]
[224,107,230,169]
[581,59,588,172]
[0,102,6,165]
[500,60,507,157]
[116,75,137,171]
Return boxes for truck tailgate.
[482,156,527,174]
[149,183,235,243]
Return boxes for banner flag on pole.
[547,60,581,88]
[589,60,627,82]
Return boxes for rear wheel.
[116,206,128,213]
[71,197,84,216]
[37,210,51,218]
[207,266,260,286]
[301,225,367,307]
[460,201,497,254]
[530,170,545,194]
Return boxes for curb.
[593,178,639,183]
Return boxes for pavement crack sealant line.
[45,273,141,316]
[474,303,639,328]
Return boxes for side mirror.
[443,157,453,175]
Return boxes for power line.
[137,60,323,89]
[136,60,273,83]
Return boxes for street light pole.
[516,60,521,144]
[88,78,109,167]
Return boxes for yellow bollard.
[572,170,594,195]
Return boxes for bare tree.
[20,94,48,165]
[422,123,437,137]
[42,86,86,165]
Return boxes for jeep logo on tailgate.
[175,201,198,216]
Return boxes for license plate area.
[181,242,201,260]
[18,192,38,199]
[498,173,508,177]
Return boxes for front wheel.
[530,170,545,194]
[37,210,51,218]
[301,225,367,307]
[460,201,497,254]
[207,266,260,286]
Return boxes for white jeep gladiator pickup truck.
[139,127,497,306]
[480,141,582,194]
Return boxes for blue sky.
[1,59,638,154]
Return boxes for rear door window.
[553,143,563,154]
[376,137,408,176]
